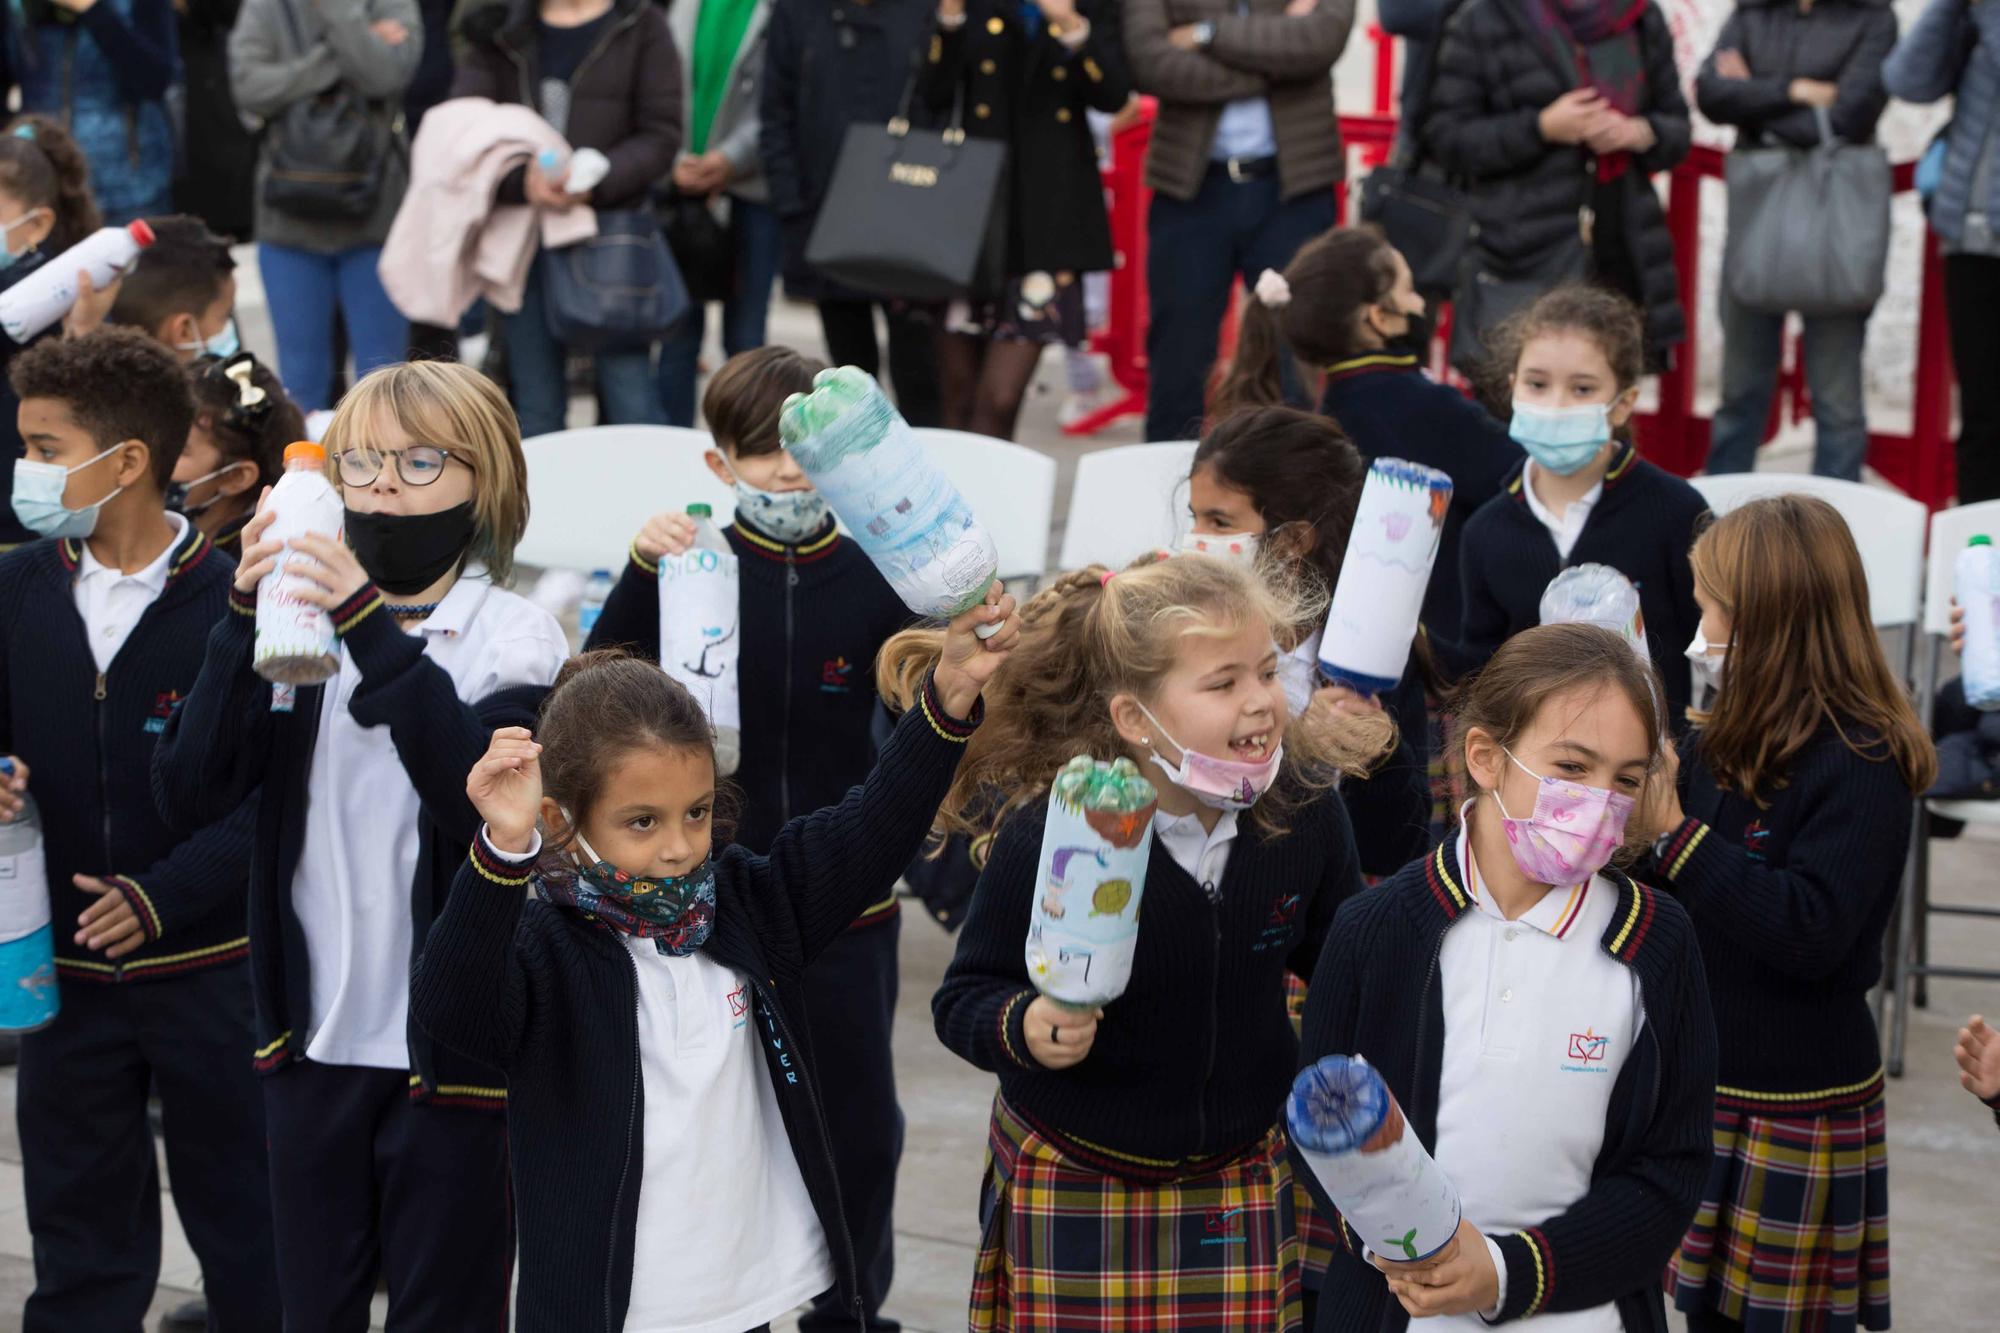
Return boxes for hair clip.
[1253,268,1292,309]
[1099,570,1116,587]
[214,352,275,431]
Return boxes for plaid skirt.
[969,1097,1306,1331]
[1668,1095,1891,1332]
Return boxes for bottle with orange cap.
[254,441,344,685]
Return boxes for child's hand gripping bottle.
[1318,458,1453,694]
[254,442,344,685]
[1289,1054,1463,1264]
[1025,756,1158,1008]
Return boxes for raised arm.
[410,835,541,1071]
[152,593,279,832]
[931,804,1046,1075]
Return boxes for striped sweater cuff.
[228,582,256,617]
[1490,1228,1554,1321]
[1658,817,1710,883]
[111,875,162,942]
[329,585,386,638]
[919,669,983,742]
[997,988,1039,1070]
[629,543,659,577]
[469,833,536,889]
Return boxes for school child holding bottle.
[1298,622,1716,1332]
[1656,496,1936,1333]
[1455,284,1708,720]
[171,350,306,556]
[1,328,280,1330]
[1182,404,1432,875]
[585,343,917,1330]
[153,359,570,1332]
[410,590,1019,1330]
[901,554,1391,1332]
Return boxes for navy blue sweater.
[0,525,253,981]
[1319,352,1517,643]
[1299,837,1716,1331]
[410,677,980,1332]
[1456,445,1709,720]
[585,517,912,864]
[152,581,545,1107]
[936,783,1364,1176]
[1656,723,1910,1113]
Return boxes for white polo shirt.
[1153,806,1238,894]
[1418,812,1641,1330]
[291,574,568,1068]
[1521,462,1602,561]
[72,514,188,672]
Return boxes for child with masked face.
[153,359,568,1330]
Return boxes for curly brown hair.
[876,553,1395,841]
[10,326,194,489]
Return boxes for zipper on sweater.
[1196,879,1221,1152]
[603,935,641,1333]
[94,671,119,978]
[780,559,798,824]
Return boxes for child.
[586,344,916,1329]
[908,554,1389,1332]
[2,328,279,1327]
[1183,405,1432,876]
[1298,622,1715,1332]
[411,596,1018,1328]
[172,350,306,555]
[106,213,241,362]
[1213,226,1515,642]
[1456,283,1708,720]
[153,359,569,1330]
[1656,496,1935,1333]
[0,115,101,548]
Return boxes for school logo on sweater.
[1563,1028,1610,1072]
[819,657,853,694]
[143,690,183,734]
[1744,820,1771,861]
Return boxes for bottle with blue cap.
[1288,1053,1461,1263]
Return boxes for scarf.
[534,856,718,955]
[1533,0,1650,181]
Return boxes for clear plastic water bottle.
[0,758,56,1033]
[1956,535,2000,710]
[1539,563,1647,654]
[578,569,614,638]
[660,505,742,775]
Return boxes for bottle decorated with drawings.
[254,442,344,686]
[778,366,1002,636]
[659,503,742,776]
[0,758,55,1033]
[1025,755,1159,1009]
[1289,1053,1463,1264]
[1317,457,1453,695]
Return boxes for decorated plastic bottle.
[0,759,56,1034]
[1318,458,1453,694]
[1025,755,1158,1008]
[1289,1054,1462,1264]
[1539,563,1646,654]
[660,504,742,775]
[255,442,344,685]
[779,367,1000,635]
[1957,535,2000,710]
[0,219,155,344]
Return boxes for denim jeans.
[1706,292,1870,481]
[1143,168,1335,441]
[657,198,782,426]
[503,252,666,439]
[257,243,411,413]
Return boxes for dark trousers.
[1947,253,2000,504]
[800,914,905,1333]
[1143,168,1336,441]
[17,962,278,1333]
[817,300,942,428]
[263,1061,513,1333]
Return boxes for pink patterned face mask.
[1489,747,1633,886]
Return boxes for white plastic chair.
[1056,441,1200,572]
[1885,498,2000,1075]
[515,425,735,574]
[913,428,1057,584]
[1690,474,1926,631]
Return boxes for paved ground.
[0,286,1987,1329]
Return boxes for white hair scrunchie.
[1254,268,1293,309]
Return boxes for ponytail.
[1212,297,1290,420]
[0,116,100,251]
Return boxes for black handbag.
[804,70,1007,304]
[662,192,737,305]
[1357,0,1476,295]
[540,209,691,350]
[261,0,398,221]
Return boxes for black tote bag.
[805,74,1006,304]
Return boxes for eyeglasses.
[333,445,465,487]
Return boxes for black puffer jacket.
[1423,0,1690,351]
[1695,0,1897,148]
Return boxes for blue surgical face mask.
[179,316,240,361]
[11,445,127,539]
[1510,399,1613,476]
[0,208,47,271]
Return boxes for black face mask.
[1380,305,1433,362]
[343,502,478,595]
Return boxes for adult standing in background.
[1696,0,1898,481]
[172,0,259,240]
[4,0,177,224]
[1124,0,1354,442]
[658,0,780,427]
[1378,0,1456,153]
[1884,0,2000,503]
[230,0,422,412]
[761,0,942,427]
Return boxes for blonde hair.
[322,361,531,585]
[877,553,1396,841]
